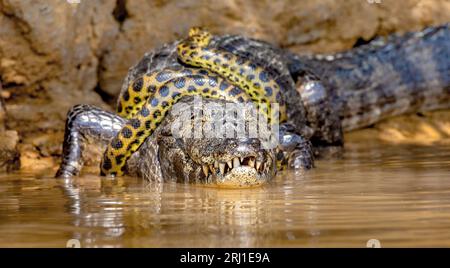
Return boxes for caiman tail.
[290,23,450,131]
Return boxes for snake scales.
[56,23,450,186]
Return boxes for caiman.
[56,24,450,187]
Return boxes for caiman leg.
[294,71,343,149]
[56,104,126,178]
[278,123,315,170]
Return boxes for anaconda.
[56,23,450,187]
[100,27,286,177]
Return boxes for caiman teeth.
[233,157,241,168]
[202,157,268,178]
[219,163,225,175]
[248,157,255,168]
[227,160,233,169]
[202,165,209,177]
[209,165,216,174]
[256,161,262,171]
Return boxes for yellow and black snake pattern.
[117,67,217,119]
[101,28,287,176]
[177,28,287,123]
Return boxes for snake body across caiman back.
[100,27,287,176]
[56,23,450,183]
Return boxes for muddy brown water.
[1,141,450,247]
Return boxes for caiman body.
[56,23,450,186]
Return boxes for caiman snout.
[185,137,275,187]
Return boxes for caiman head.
[156,97,277,187]
[127,97,314,187]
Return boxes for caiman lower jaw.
[198,156,273,188]
[216,166,267,188]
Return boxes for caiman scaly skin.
[100,28,291,177]
[56,23,450,186]
[290,23,450,132]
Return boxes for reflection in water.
[0,141,450,247]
